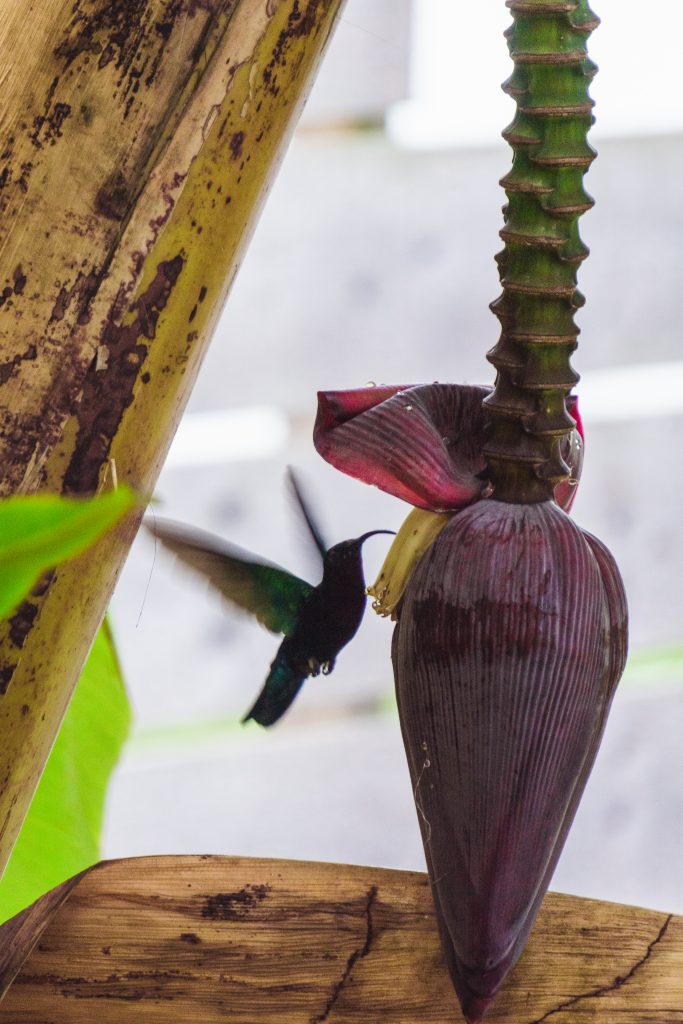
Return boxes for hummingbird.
[147,469,394,727]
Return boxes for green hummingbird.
[147,469,393,726]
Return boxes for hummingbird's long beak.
[357,529,396,545]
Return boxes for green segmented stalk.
[484,0,599,503]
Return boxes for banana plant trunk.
[0,0,346,877]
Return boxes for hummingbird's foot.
[306,657,335,676]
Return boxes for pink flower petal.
[315,384,489,511]
[315,384,584,513]
[314,385,409,428]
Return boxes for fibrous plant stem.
[0,0,346,881]
[484,0,599,503]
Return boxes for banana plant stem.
[484,0,599,503]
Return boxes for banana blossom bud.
[394,499,627,1020]
[314,385,626,1023]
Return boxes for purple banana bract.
[394,499,626,1019]
[314,383,584,514]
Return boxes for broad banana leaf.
[0,490,134,620]
[0,621,130,924]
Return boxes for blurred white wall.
[389,0,683,147]
[301,0,412,125]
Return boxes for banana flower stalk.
[313,3,627,1020]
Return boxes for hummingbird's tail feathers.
[286,467,328,564]
[145,517,314,636]
[241,659,307,727]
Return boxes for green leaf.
[0,619,131,923]
[0,488,136,621]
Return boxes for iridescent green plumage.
[145,520,313,637]
[148,471,393,726]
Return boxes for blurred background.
[106,0,683,914]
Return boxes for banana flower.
[314,382,626,1022]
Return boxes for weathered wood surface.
[0,855,680,1022]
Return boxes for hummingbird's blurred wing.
[286,467,327,564]
[147,519,313,636]
[241,657,307,727]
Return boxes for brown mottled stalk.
[0,0,346,878]
[484,0,599,502]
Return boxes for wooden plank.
[0,855,681,1022]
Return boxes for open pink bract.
[314,383,583,513]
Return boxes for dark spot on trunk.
[179,932,201,944]
[95,170,131,222]
[31,89,72,149]
[13,161,32,195]
[0,665,16,695]
[0,134,14,161]
[102,946,111,956]
[48,103,72,143]
[229,132,245,160]
[63,253,184,495]
[188,304,197,323]
[201,884,270,920]
[136,255,183,338]
[0,342,38,385]
[98,42,116,69]
[21,704,29,716]
[49,269,102,326]
[50,286,70,323]
[198,286,207,303]
[76,270,102,325]
[13,265,26,295]
[8,601,39,650]
[29,76,59,148]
